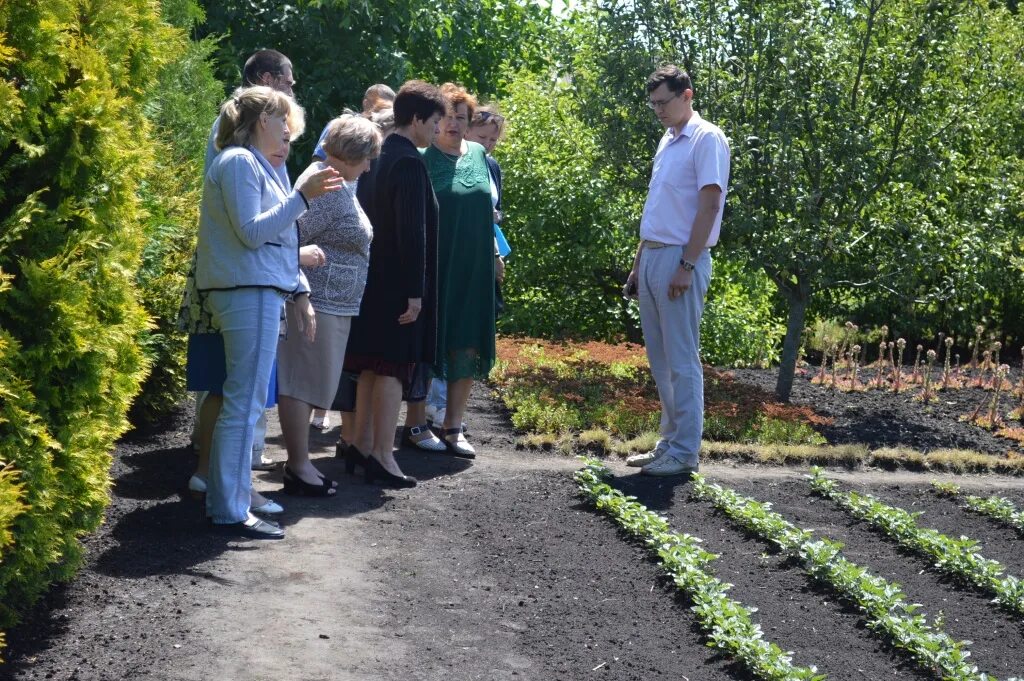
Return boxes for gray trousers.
[638,245,712,466]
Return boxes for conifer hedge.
[0,0,185,655]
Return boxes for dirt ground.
[3,383,1024,680]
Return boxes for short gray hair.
[322,114,382,163]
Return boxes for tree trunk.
[775,282,810,402]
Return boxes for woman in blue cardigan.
[194,86,342,539]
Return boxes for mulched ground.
[3,373,1023,680]
[730,366,1024,456]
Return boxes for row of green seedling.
[688,475,1006,681]
[574,461,825,681]
[809,469,1024,616]
[931,481,1024,536]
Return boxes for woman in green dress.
[422,83,496,457]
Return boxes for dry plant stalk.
[848,344,862,391]
[918,350,937,403]
[941,336,954,390]
[911,344,924,384]
[969,324,984,369]
[988,364,1010,425]
[893,339,906,392]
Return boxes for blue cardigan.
[195,146,310,295]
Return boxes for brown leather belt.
[642,240,677,249]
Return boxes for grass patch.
[492,337,828,447]
[494,336,1023,475]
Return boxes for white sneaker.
[251,451,276,471]
[311,412,331,430]
[626,445,666,467]
[641,456,698,477]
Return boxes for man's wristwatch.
[679,258,696,272]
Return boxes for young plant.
[574,461,825,681]
[930,480,1024,536]
[810,468,1024,616]
[916,350,937,403]
[691,476,994,681]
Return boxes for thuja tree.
[132,0,222,421]
[0,0,181,649]
[717,0,1024,400]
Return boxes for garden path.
[4,388,1024,680]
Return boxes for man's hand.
[294,294,317,342]
[398,297,422,325]
[667,267,693,300]
[623,270,639,299]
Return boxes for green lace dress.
[422,142,496,381]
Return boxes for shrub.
[0,0,184,653]
[132,1,223,422]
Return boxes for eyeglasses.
[646,92,682,110]
[475,111,505,125]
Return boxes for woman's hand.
[294,293,317,342]
[397,298,422,325]
[300,245,327,268]
[495,256,505,283]
[296,166,344,201]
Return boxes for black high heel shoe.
[282,465,336,497]
[341,444,369,475]
[363,455,417,488]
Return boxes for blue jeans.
[205,288,284,524]
[638,246,712,467]
[426,378,447,411]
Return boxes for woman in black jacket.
[342,81,446,487]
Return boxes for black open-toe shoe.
[443,428,476,459]
[340,444,369,474]
[363,455,417,488]
[282,465,336,497]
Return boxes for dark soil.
[730,366,1024,456]
[3,374,1024,680]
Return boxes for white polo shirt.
[639,110,730,247]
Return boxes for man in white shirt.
[623,65,730,476]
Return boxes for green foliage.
[701,258,783,366]
[0,0,182,652]
[811,468,1024,616]
[132,1,222,422]
[576,461,826,680]
[558,0,1024,396]
[497,69,784,360]
[692,475,992,680]
[497,70,643,340]
[197,0,559,168]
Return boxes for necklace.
[433,144,462,163]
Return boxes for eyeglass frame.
[646,91,683,110]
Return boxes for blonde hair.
[322,114,382,163]
[215,86,306,151]
[440,82,477,120]
[469,104,505,137]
